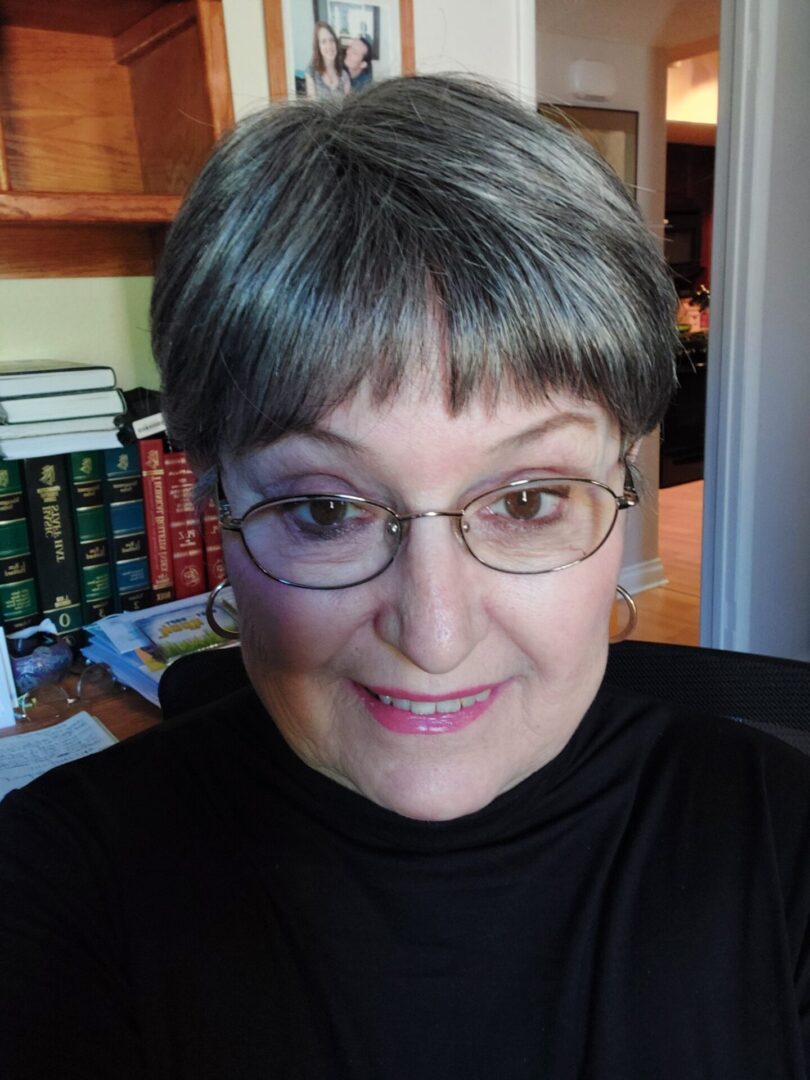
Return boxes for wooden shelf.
[0,192,181,225]
[0,0,233,276]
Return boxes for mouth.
[372,688,491,714]
[353,682,500,735]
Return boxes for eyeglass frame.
[14,661,126,723]
[217,465,639,591]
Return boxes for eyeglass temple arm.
[217,475,242,530]
[619,462,639,509]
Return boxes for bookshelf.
[0,0,234,277]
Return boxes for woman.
[305,20,350,99]
[2,76,809,1078]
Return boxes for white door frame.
[701,0,810,660]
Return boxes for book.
[20,456,84,636]
[0,415,119,441]
[0,360,116,398]
[164,452,206,600]
[0,388,126,425]
[202,498,226,590]
[0,429,122,460]
[0,462,40,634]
[66,451,114,624]
[138,439,174,606]
[102,447,151,612]
[82,592,237,706]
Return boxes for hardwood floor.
[628,480,702,646]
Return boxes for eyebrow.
[490,412,599,452]
[281,410,599,457]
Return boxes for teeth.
[373,688,491,714]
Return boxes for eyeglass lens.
[239,479,621,588]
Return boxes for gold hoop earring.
[205,579,240,640]
[610,585,638,644]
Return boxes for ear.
[622,438,642,464]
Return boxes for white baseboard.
[619,557,668,596]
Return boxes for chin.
[363,764,509,822]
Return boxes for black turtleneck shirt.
[1,682,809,1079]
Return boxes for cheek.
[496,535,622,671]
[225,540,370,676]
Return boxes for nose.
[373,516,488,675]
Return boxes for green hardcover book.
[21,456,84,636]
[66,451,114,624]
[0,461,40,633]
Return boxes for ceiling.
[537,0,721,50]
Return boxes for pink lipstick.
[353,681,502,734]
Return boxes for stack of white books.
[0,360,126,459]
[83,592,237,706]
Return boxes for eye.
[486,485,566,522]
[289,498,364,528]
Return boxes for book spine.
[20,456,84,636]
[0,461,41,634]
[102,447,151,612]
[139,439,175,606]
[202,499,226,590]
[66,451,114,624]
[164,452,206,599]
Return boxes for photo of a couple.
[305,22,373,99]
[286,1,402,99]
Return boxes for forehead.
[234,377,622,494]
[327,380,617,453]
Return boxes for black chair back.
[159,640,810,756]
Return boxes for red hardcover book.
[164,452,206,600]
[138,439,174,606]
[202,499,226,589]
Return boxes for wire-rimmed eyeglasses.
[15,662,126,724]
[219,468,638,591]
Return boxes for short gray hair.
[152,74,678,471]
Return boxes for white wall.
[222,0,270,117]
[414,0,536,98]
[0,277,157,391]
[536,28,670,590]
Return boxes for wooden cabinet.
[0,0,233,277]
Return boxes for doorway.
[632,39,719,646]
[535,1,721,647]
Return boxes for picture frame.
[538,105,639,192]
[263,0,415,101]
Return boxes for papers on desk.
[82,592,237,706]
[0,710,116,801]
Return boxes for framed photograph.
[263,0,414,101]
[538,105,639,192]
